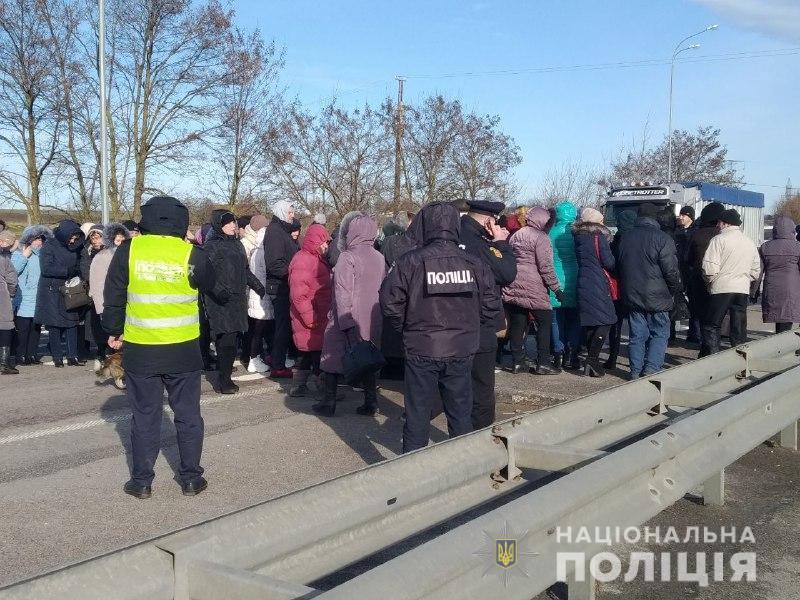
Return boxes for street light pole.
[99,0,110,224]
[667,24,718,183]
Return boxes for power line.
[399,47,800,80]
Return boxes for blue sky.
[235,0,800,209]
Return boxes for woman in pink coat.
[288,223,332,396]
[316,212,388,417]
[501,206,562,375]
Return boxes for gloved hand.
[554,289,565,304]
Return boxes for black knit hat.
[699,202,725,227]
[679,205,695,220]
[719,209,742,227]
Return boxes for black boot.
[584,332,606,378]
[0,347,19,375]
[603,352,618,370]
[312,372,338,416]
[552,353,563,373]
[700,325,721,357]
[356,372,378,415]
[564,349,581,370]
[216,342,239,394]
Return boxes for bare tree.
[403,95,463,205]
[111,0,233,216]
[449,112,521,203]
[38,0,100,221]
[205,29,283,207]
[535,160,603,208]
[606,125,742,187]
[268,101,392,217]
[0,0,61,223]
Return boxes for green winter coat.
[549,201,578,308]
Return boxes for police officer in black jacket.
[459,200,517,430]
[381,202,501,453]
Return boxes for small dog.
[96,352,126,390]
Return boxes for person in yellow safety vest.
[103,196,218,500]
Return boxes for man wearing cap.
[674,205,698,342]
[103,196,217,499]
[459,200,517,429]
[616,203,682,379]
[700,209,761,355]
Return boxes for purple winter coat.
[502,207,560,310]
[320,213,388,374]
[758,216,800,324]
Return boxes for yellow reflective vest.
[124,235,199,345]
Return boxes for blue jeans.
[551,307,582,354]
[627,311,670,379]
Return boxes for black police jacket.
[459,214,517,352]
[380,202,500,360]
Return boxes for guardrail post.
[702,469,725,506]
[779,420,798,450]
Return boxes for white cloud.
[694,0,800,43]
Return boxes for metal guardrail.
[3,331,800,600]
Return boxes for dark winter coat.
[0,252,16,331]
[202,209,265,337]
[502,207,559,311]
[35,220,85,328]
[288,224,332,352]
[103,196,217,375]
[377,217,421,358]
[380,202,500,360]
[379,213,417,267]
[459,213,516,352]
[320,214,387,374]
[616,217,683,314]
[573,221,617,327]
[262,215,299,296]
[758,216,800,324]
[685,202,724,291]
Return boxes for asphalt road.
[0,310,796,599]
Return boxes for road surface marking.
[0,384,281,446]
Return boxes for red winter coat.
[288,224,332,351]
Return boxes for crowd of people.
[0,196,798,461]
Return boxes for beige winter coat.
[702,226,760,295]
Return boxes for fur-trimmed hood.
[102,222,130,248]
[19,225,53,247]
[337,211,363,252]
[572,220,613,241]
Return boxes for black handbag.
[342,340,386,386]
[61,278,91,310]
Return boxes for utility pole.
[393,77,405,206]
[99,0,110,223]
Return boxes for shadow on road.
[283,376,448,465]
